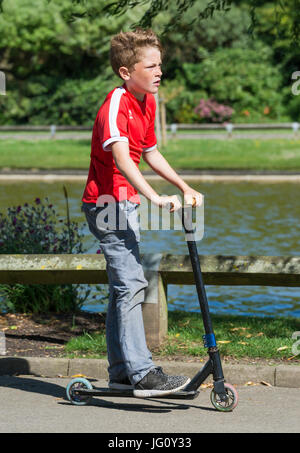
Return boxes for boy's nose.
[156,67,162,77]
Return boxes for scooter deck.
[73,387,200,400]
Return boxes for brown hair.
[110,28,163,78]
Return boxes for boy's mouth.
[153,81,160,86]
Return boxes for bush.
[287,92,300,122]
[180,41,288,122]
[194,98,234,123]
[27,74,118,126]
[0,194,92,313]
[0,74,118,126]
[166,86,207,123]
[0,0,129,125]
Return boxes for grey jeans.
[82,201,154,384]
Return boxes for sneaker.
[133,367,191,398]
[108,376,133,390]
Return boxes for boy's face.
[120,46,162,101]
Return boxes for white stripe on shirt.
[103,136,128,151]
[109,87,126,137]
[103,87,127,151]
[143,144,157,152]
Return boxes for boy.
[82,29,203,398]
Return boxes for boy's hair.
[110,28,162,78]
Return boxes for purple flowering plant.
[194,98,234,123]
[0,196,97,313]
[0,197,83,255]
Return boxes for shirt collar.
[122,83,147,105]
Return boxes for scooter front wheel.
[210,383,238,412]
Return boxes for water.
[1,179,300,317]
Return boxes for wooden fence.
[0,122,298,132]
[0,254,300,347]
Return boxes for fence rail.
[0,123,298,132]
[1,253,300,346]
[167,123,299,131]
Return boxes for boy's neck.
[124,82,145,102]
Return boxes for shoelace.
[152,366,164,376]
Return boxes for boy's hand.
[183,188,203,207]
[156,195,181,212]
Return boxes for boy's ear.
[119,66,131,81]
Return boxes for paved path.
[0,376,299,433]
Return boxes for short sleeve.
[98,87,129,152]
[142,96,157,152]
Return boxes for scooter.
[66,203,239,412]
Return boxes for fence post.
[50,125,56,139]
[141,253,168,348]
[170,123,177,138]
[292,122,299,138]
[225,123,234,138]
[0,71,5,95]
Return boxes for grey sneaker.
[108,376,133,390]
[133,367,191,398]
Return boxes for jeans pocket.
[82,202,140,241]
[82,204,109,238]
[82,203,98,217]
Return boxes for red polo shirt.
[82,84,157,205]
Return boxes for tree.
[43,0,300,43]
[181,42,288,121]
[0,0,298,124]
[0,0,134,124]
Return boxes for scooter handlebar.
[169,196,197,211]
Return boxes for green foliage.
[90,0,300,45]
[154,2,295,123]
[164,85,206,124]
[0,0,133,124]
[178,42,289,122]
[0,196,83,254]
[0,0,298,124]
[9,74,117,125]
[287,93,300,123]
[156,1,251,78]
[0,283,85,314]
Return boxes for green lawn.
[64,311,300,362]
[1,137,300,170]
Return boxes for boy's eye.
[146,64,162,69]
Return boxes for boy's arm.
[111,142,181,211]
[142,148,203,206]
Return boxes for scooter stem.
[181,205,213,335]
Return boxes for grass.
[0,139,90,169]
[64,311,300,363]
[1,137,300,170]
[160,138,300,171]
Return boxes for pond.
[1,179,300,317]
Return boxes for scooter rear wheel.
[210,383,238,412]
[66,377,93,406]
